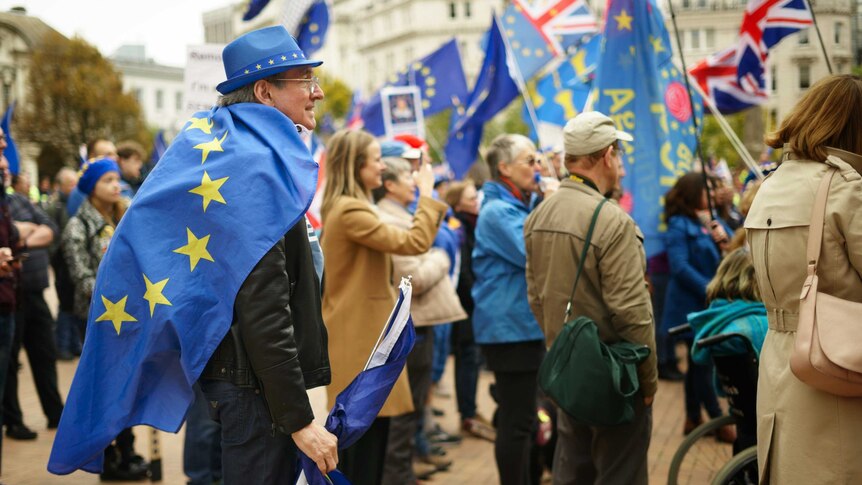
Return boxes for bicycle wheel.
[711,446,757,485]
[667,415,736,485]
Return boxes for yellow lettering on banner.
[570,49,588,76]
[604,89,635,114]
[659,141,676,187]
[651,103,669,135]
[677,143,694,173]
[609,111,635,131]
[555,90,577,120]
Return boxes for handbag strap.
[806,168,837,275]
[564,198,609,322]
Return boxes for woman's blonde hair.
[765,74,862,161]
[321,129,376,221]
[706,248,761,304]
[444,178,475,209]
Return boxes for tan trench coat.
[745,147,862,484]
[321,195,447,417]
[377,198,467,327]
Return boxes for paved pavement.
[2,347,730,484]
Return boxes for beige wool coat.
[321,195,447,417]
[377,198,467,327]
[745,147,862,484]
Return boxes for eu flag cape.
[296,279,416,485]
[48,103,319,474]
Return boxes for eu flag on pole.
[445,16,520,179]
[361,40,469,136]
[150,130,167,165]
[1,102,19,175]
[48,103,319,474]
[242,0,271,21]
[296,278,415,485]
[593,0,702,257]
[527,34,601,144]
[501,0,599,81]
[296,0,330,57]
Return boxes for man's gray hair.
[485,133,535,179]
[217,74,284,107]
[381,157,412,186]
[55,167,77,185]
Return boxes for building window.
[798,29,809,45]
[696,0,706,7]
[799,64,811,89]
[834,22,843,44]
[156,89,163,110]
[449,1,457,18]
[464,1,472,18]
[132,88,142,103]
[690,29,700,50]
[771,66,776,92]
[682,0,691,8]
[705,28,715,49]
[175,92,182,111]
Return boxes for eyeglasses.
[271,76,320,94]
[518,155,540,167]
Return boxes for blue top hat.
[217,26,323,95]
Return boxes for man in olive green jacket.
[524,111,657,485]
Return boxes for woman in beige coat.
[745,74,862,484]
[320,129,447,485]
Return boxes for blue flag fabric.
[593,0,702,257]
[297,281,416,485]
[361,39,469,136]
[1,102,19,175]
[242,0,271,20]
[445,16,521,179]
[151,130,167,164]
[527,34,601,138]
[48,104,319,474]
[296,0,330,57]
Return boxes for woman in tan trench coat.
[745,75,862,484]
[320,129,447,485]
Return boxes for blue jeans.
[431,323,452,383]
[54,311,82,355]
[184,383,222,485]
[199,379,297,485]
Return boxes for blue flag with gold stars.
[527,34,601,144]
[296,0,330,57]
[361,39,468,136]
[47,103,319,475]
[593,0,702,257]
[445,15,520,179]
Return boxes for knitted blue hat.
[217,26,323,95]
[78,158,119,196]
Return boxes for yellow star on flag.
[142,274,172,317]
[193,131,229,164]
[614,9,634,31]
[174,228,215,271]
[256,64,262,69]
[189,171,229,212]
[281,55,287,61]
[96,295,137,335]
[244,69,250,74]
[186,117,213,134]
[268,59,274,65]
[310,23,319,33]
[650,35,665,53]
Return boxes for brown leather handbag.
[790,167,862,396]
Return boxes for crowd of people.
[3,25,862,485]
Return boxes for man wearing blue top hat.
[197,25,337,483]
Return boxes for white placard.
[381,86,425,140]
[183,44,226,118]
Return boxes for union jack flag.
[688,0,811,113]
[501,0,599,80]
[736,0,812,93]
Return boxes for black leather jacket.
[202,218,330,435]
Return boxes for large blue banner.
[593,0,702,257]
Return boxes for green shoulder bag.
[537,198,650,427]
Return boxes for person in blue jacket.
[472,134,546,485]
[661,172,735,442]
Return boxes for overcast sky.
[5,0,237,66]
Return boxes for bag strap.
[806,168,837,276]
[564,198,609,322]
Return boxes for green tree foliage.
[316,70,352,125]
[18,32,150,176]
[699,111,746,168]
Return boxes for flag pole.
[666,0,716,217]
[802,0,833,74]
[494,12,561,179]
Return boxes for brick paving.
[1,352,731,485]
